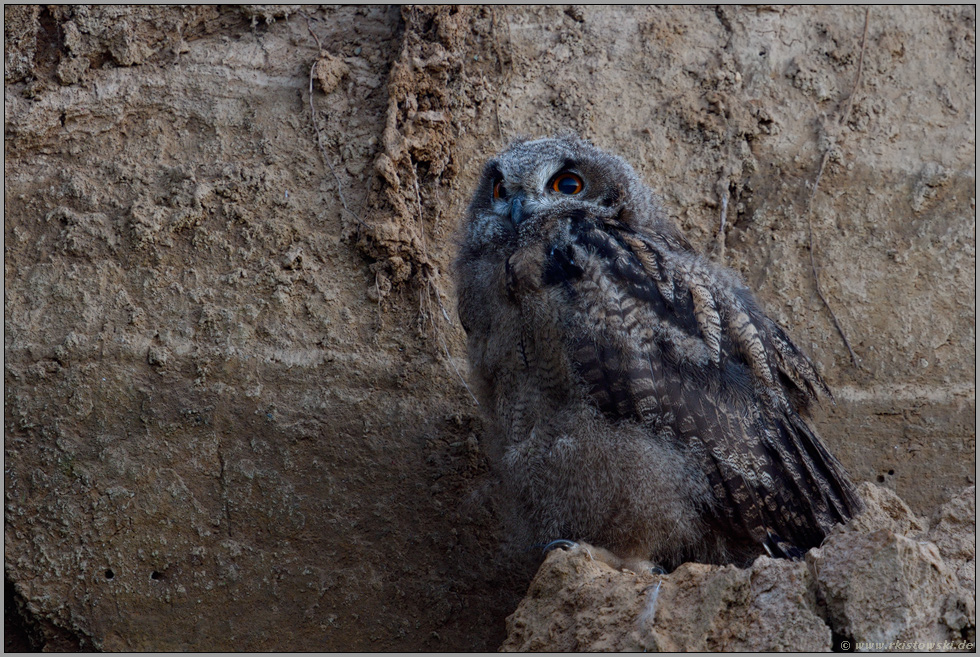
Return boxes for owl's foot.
[538,540,659,575]
[540,539,579,553]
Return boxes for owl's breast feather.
[504,242,549,297]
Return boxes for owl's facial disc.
[490,161,589,230]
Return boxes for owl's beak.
[509,193,526,226]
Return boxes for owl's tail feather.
[763,529,806,560]
[784,412,864,525]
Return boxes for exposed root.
[803,7,870,369]
[489,7,514,139]
[435,317,480,407]
[712,184,729,261]
[301,11,365,231]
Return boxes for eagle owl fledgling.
[454,135,862,570]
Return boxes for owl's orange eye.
[552,172,583,195]
[493,180,507,200]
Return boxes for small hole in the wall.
[104,569,115,580]
[150,571,162,581]
[877,475,885,483]
[888,469,895,476]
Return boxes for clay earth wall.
[4,5,975,650]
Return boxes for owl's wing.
[545,214,861,556]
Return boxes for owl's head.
[461,135,671,255]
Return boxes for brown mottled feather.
[560,213,860,558]
[456,136,861,570]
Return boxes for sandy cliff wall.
[4,5,974,651]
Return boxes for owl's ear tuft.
[615,203,637,227]
[554,129,582,143]
[483,161,503,183]
[600,185,623,208]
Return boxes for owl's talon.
[541,539,579,553]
